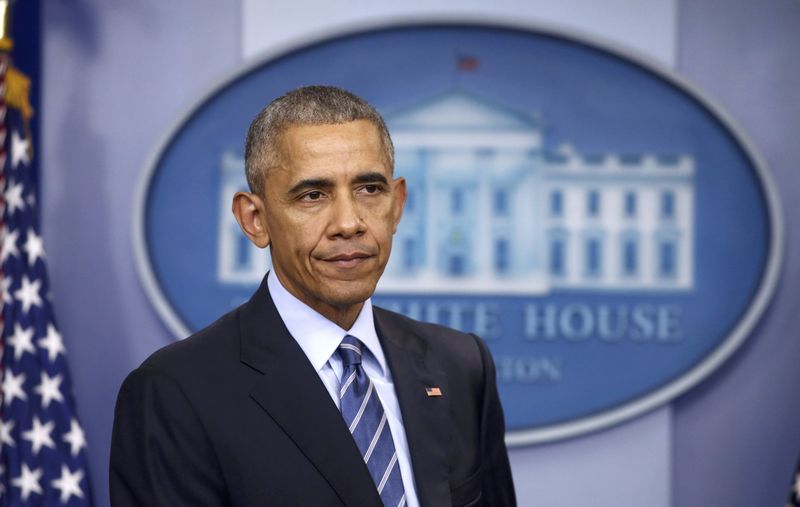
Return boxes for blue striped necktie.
[337,335,406,507]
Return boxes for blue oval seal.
[133,21,783,445]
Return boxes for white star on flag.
[4,180,25,214]
[38,324,66,362]
[23,228,45,265]
[34,372,64,409]
[63,419,88,457]
[7,322,35,360]
[2,370,27,405]
[0,419,15,447]
[10,129,30,168]
[13,274,42,313]
[51,465,86,503]
[0,227,19,262]
[11,463,43,501]
[21,416,56,455]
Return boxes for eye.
[301,190,325,201]
[361,184,382,195]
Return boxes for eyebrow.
[286,172,389,195]
[352,172,389,185]
[287,178,334,195]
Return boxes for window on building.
[550,190,563,217]
[451,188,463,215]
[404,238,415,271]
[658,239,677,278]
[549,236,566,277]
[661,191,675,220]
[585,237,602,277]
[624,192,637,218]
[449,255,465,276]
[493,189,509,216]
[587,190,601,217]
[495,238,509,274]
[622,236,638,276]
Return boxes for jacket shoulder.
[373,305,476,341]
[373,305,489,373]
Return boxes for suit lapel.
[239,277,382,507]
[375,309,452,507]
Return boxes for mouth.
[320,252,374,269]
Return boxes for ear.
[232,191,271,248]
[390,177,407,234]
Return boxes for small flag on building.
[457,54,479,72]
[0,11,93,507]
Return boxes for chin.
[323,280,377,307]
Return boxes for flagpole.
[0,0,12,52]
[0,0,9,414]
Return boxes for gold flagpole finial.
[0,0,33,123]
[0,0,13,52]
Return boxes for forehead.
[276,120,387,171]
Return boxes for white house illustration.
[217,90,694,293]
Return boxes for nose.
[327,193,366,239]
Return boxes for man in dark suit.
[110,86,516,506]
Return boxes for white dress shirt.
[267,272,420,507]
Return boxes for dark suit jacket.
[110,276,516,506]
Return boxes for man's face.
[261,120,405,321]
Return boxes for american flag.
[0,50,93,505]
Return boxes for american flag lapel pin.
[425,387,442,397]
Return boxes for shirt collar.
[267,271,387,377]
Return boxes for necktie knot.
[338,335,363,367]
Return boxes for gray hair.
[244,85,394,194]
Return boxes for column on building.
[475,148,493,280]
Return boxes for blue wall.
[42,2,240,504]
[674,1,800,505]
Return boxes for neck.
[317,303,363,330]
[272,271,364,330]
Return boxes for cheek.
[285,218,327,258]
[370,216,397,247]
[274,211,323,243]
